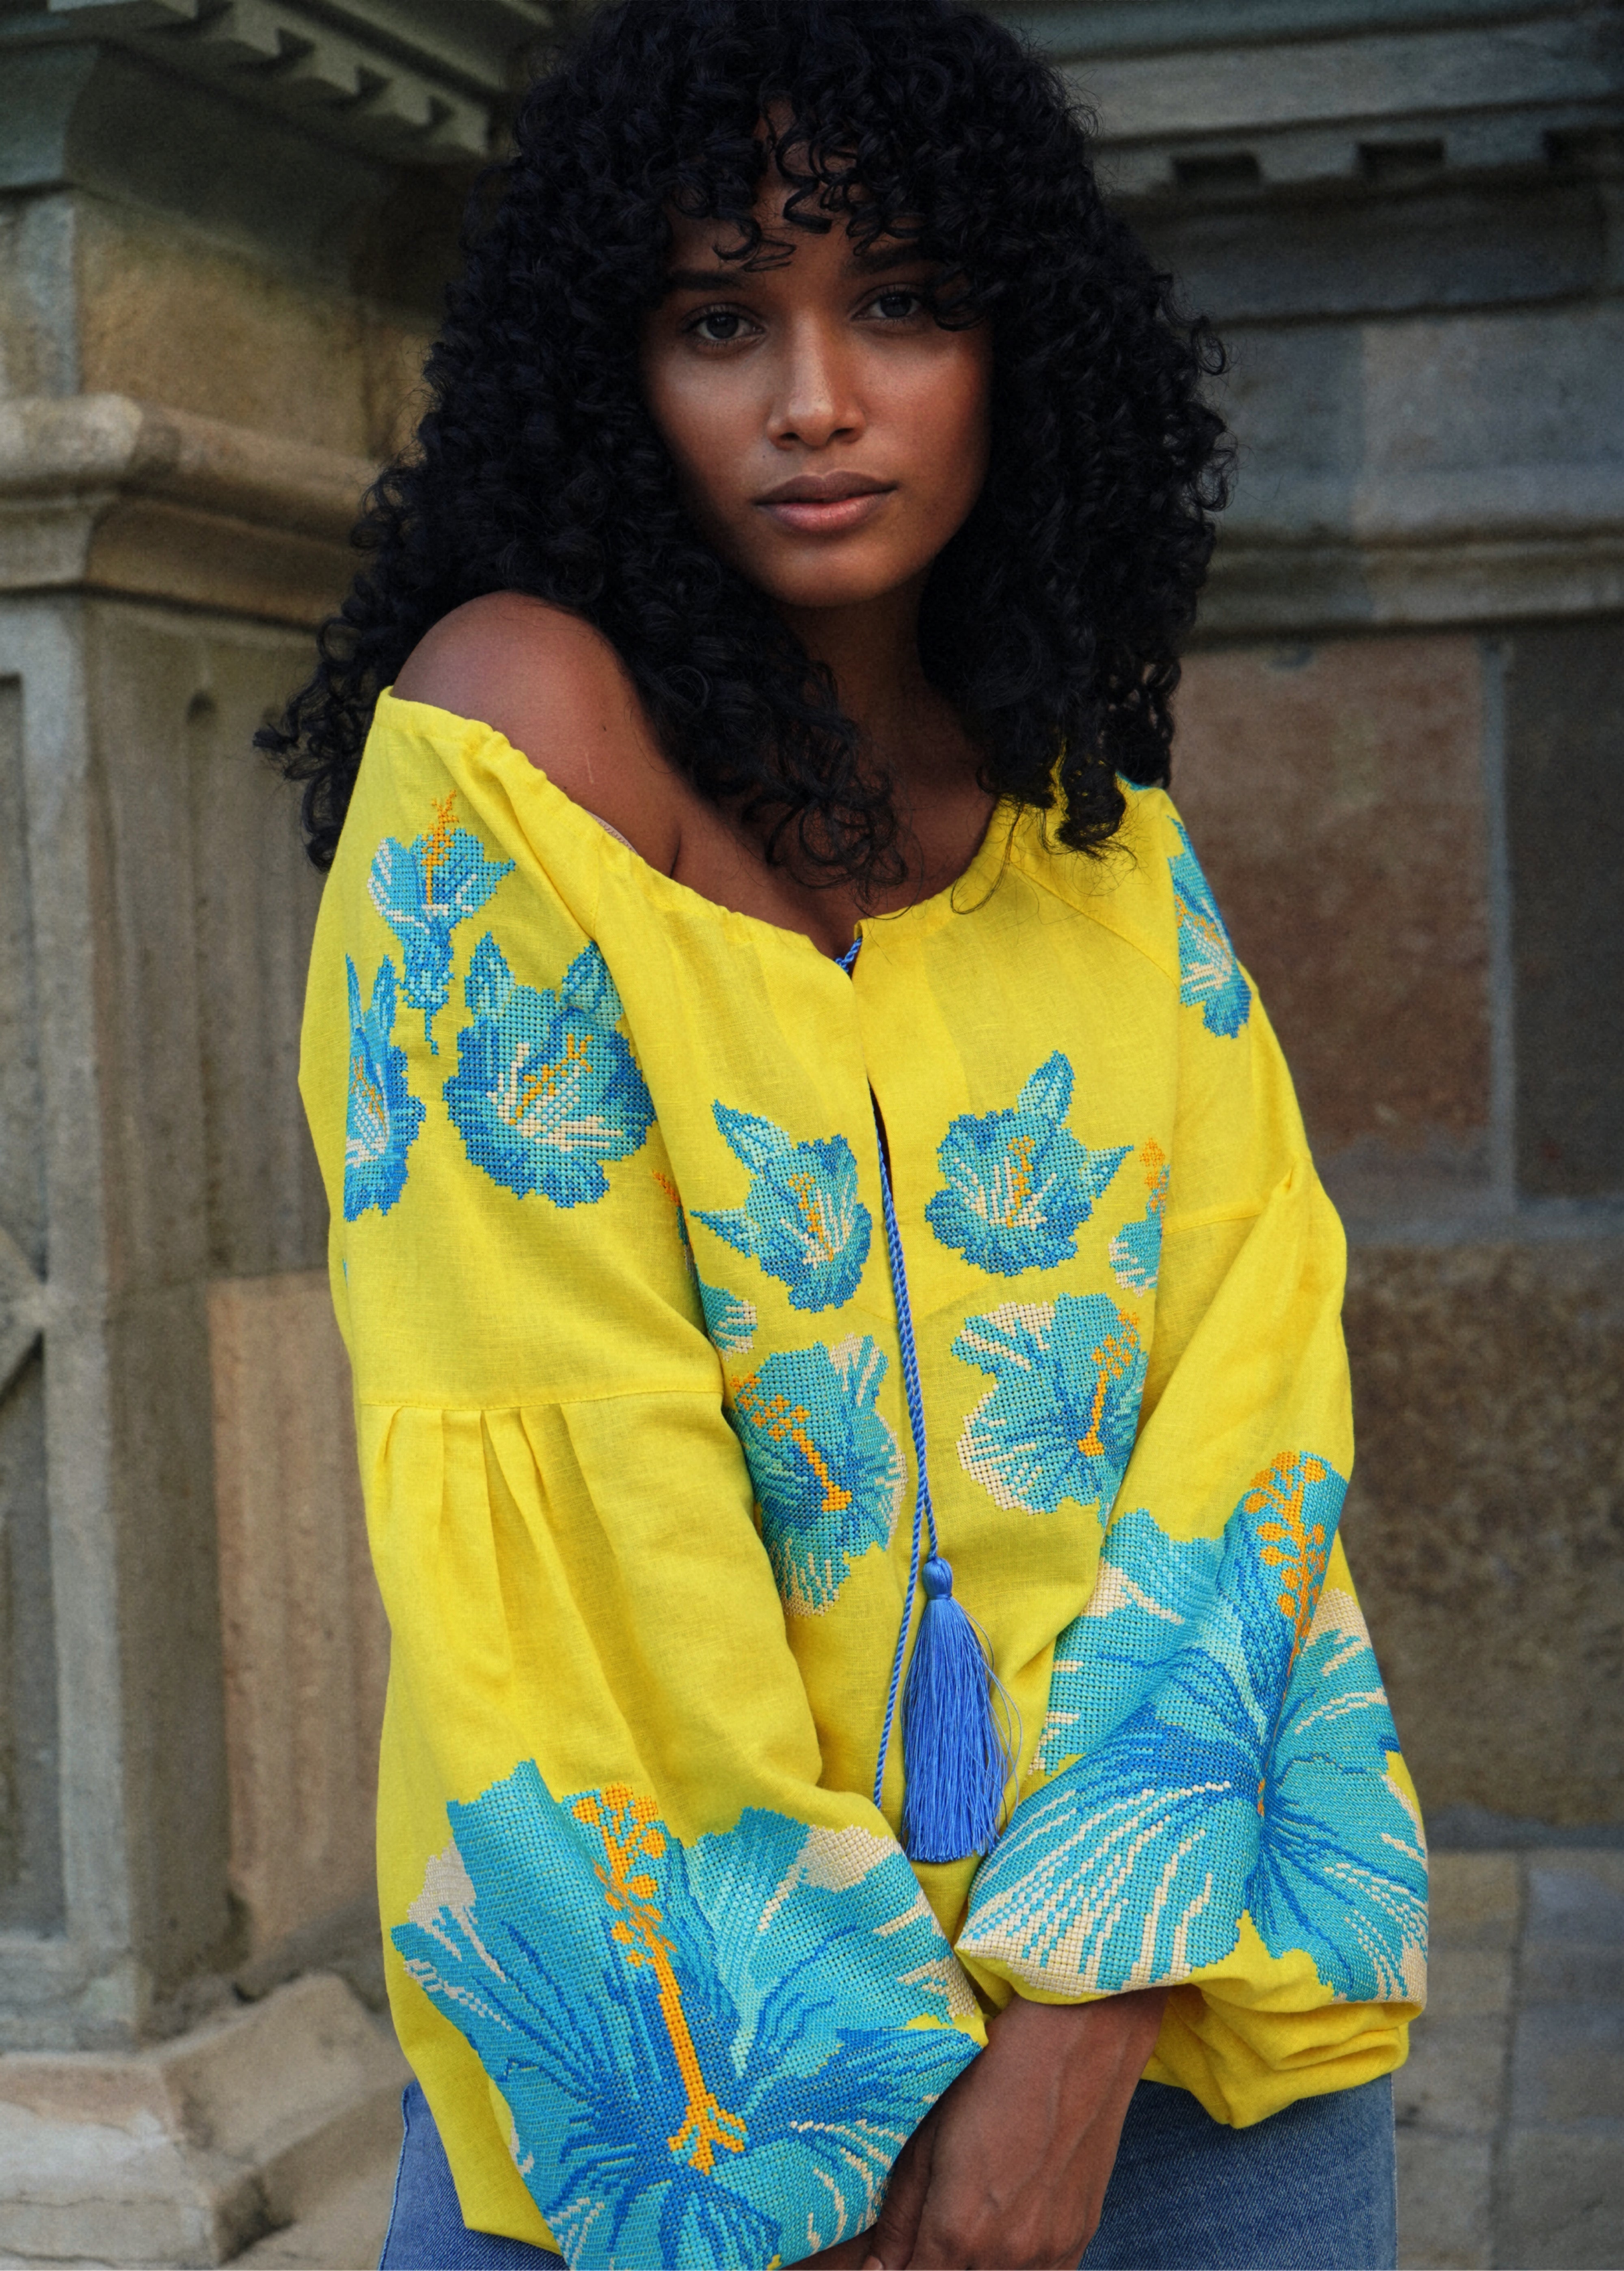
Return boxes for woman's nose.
[768,318,864,449]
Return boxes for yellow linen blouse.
[300,690,1427,2268]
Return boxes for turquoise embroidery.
[731,1337,903,1614]
[962,1455,1428,2003]
[444,935,653,1205]
[699,1281,758,1354]
[1170,818,1251,1038]
[661,1173,758,1354]
[695,1106,871,1312]
[394,1765,976,2270]
[368,793,514,1050]
[1032,1508,1218,1774]
[925,1055,1128,1277]
[1109,1141,1170,1293]
[954,1294,1146,1518]
[343,955,423,1221]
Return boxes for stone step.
[0,1974,407,2269]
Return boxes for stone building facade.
[0,0,1618,2260]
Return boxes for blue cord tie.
[839,935,1013,1863]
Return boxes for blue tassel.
[901,1556,1011,1863]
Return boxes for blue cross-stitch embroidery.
[368,793,514,1050]
[343,955,423,1220]
[660,1174,759,1354]
[694,1106,871,1312]
[954,1294,1147,1519]
[731,1337,903,1615]
[699,1280,758,1355]
[1169,818,1251,1038]
[962,1454,1428,2003]
[443,935,654,1205]
[925,1055,1129,1277]
[1109,1141,1170,1293]
[394,1764,978,2270]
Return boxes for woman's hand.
[858,1986,1167,2270]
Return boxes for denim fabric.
[380,2082,566,2269]
[380,2070,1396,2270]
[1082,2075,1397,2269]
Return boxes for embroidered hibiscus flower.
[343,955,424,1220]
[953,1294,1147,1519]
[694,1105,871,1312]
[1169,818,1251,1039]
[925,1055,1128,1277]
[394,1765,978,2271]
[1109,1141,1170,1293]
[368,793,514,1050]
[443,935,653,1205]
[731,1337,903,1614]
[960,1455,1428,2005]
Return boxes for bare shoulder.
[392,593,682,872]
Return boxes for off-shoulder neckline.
[374,685,1028,962]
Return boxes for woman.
[270,2,1427,2265]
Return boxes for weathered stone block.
[1504,616,1624,1200]
[209,1274,387,1958]
[1395,2128,1492,2271]
[1500,2128,1624,2269]
[1172,634,1490,1180]
[1426,1852,1522,1954]
[1341,1242,1624,1828]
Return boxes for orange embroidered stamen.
[574,1787,747,2173]
[1002,1133,1037,1223]
[733,1384,853,1514]
[505,1030,591,1122]
[1243,1453,1333,1665]
[1075,1330,1137,1456]
[419,790,459,900]
[350,1049,385,1123]
[785,1170,839,1262]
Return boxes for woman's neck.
[776,583,976,804]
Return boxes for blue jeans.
[380,2071,1396,2269]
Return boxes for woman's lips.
[754,478,896,535]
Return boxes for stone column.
[0,5,550,2258]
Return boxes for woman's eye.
[869,289,925,322]
[688,307,752,344]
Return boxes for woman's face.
[640,179,993,619]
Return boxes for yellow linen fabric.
[301,690,1426,2268]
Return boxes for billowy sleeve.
[300,734,980,2269]
[955,812,1428,2126]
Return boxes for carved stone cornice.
[0,0,557,166]
[1004,0,1623,204]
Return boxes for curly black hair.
[262,0,1231,881]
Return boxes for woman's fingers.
[862,2108,939,2269]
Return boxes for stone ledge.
[0,395,372,623]
[0,396,369,546]
[0,1972,408,2268]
